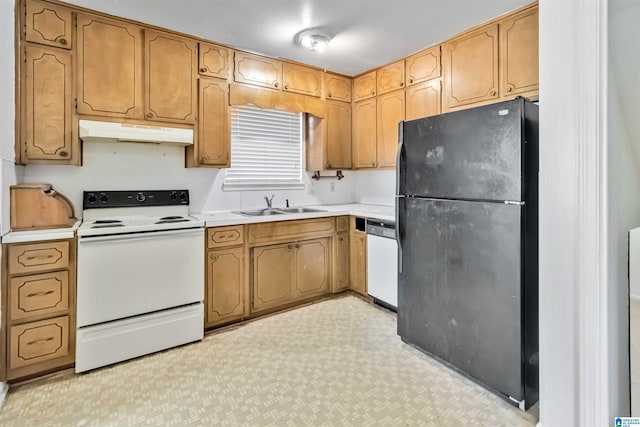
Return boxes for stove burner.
[91,224,125,228]
[93,219,122,224]
[159,216,184,220]
[156,219,190,224]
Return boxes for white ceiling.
[63,0,531,76]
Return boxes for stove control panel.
[83,190,190,209]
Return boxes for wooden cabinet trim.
[234,52,283,90]
[353,71,377,102]
[8,241,69,275]
[25,0,72,49]
[377,60,406,95]
[10,271,69,321]
[324,100,352,170]
[198,42,231,79]
[207,225,244,249]
[405,79,441,121]
[325,73,352,102]
[248,218,336,245]
[9,316,70,371]
[352,98,377,169]
[499,7,539,97]
[282,63,322,97]
[406,45,441,86]
[197,77,230,166]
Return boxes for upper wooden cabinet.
[377,60,405,95]
[145,30,197,124]
[443,24,499,109]
[234,52,282,90]
[406,45,441,86]
[198,42,231,80]
[499,6,539,97]
[353,71,377,101]
[324,100,352,170]
[352,98,377,169]
[25,0,72,49]
[325,74,351,102]
[197,77,230,167]
[376,89,404,168]
[282,63,322,97]
[76,14,144,119]
[406,79,441,121]
[23,45,73,163]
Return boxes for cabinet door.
[206,247,244,328]
[353,71,377,101]
[325,100,352,170]
[76,14,143,119]
[350,232,367,296]
[352,98,377,169]
[443,24,499,109]
[406,45,441,86]
[24,45,72,162]
[283,63,322,97]
[293,238,331,299]
[252,243,295,312]
[325,74,351,102]
[405,79,441,121]
[333,233,350,292]
[145,30,197,124]
[234,52,282,90]
[25,0,72,49]
[499,7,539,97]
[376,89,405,168]
[198,77,230,166]
[198,42,231,80]
[377,60,405,95]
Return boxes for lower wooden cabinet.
[251,237,331,313]
[2,238,76,381]
[350,230,367,296]
[333,233,350,292]
[205,246,244,328]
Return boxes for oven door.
[77,228,204,327]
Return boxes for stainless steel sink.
[233,207,327,217]
[233,209,285,216]
[276,207,327,214]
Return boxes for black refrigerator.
[396,97,538,410]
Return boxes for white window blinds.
[224,106,304,191]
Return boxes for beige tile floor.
[0,295,537,426]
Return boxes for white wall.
[22,142,356,216]
[353,170,395,206]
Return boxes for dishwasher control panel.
[366,219,396,239]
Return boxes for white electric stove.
[76,190,204,373]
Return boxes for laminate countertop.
[1,220,81,244]
[193,203,395,227]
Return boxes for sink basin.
[234,209,285,217]
[233,207,327,217]
[276,207,327,214]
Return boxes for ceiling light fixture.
[296,29,331,53]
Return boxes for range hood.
[79,119,194,146]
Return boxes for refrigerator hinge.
[504,201,525,206]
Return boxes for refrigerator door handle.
[396,196,403,273]
[396,121,405,197]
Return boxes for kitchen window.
[223,106,304,191]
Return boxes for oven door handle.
[78,228,203,243]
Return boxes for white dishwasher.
[366,218,398,310]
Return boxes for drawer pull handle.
[27,337,54,346]
[26,255,54,260]
[26,290,55,298]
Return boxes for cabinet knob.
[507,86,513,93]
[409,78,414,84]
[147,112,154,118]
[490,90,497,96]
[200,66,208,73]
[371,90,375,95]
[288,244,293,249]
[400,82,404,87]
[59,151,68,157]
[58,38,67,46]
[274,82,279,88]
[295,244,300,249]
[284,84,289,90]
[328,92,332,98]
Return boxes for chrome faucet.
[264,194,275,209]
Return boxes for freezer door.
[400,98,523,201]
[397,197,524,400]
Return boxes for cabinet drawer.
[207,225,244,248]
[8,241,69,275]
[249,218,335,245]
[10,271,69,321]
[9,316,70,370]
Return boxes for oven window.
[223,106,304,191]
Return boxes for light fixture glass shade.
[297,32,331,52]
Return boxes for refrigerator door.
[399,98,524,202]
[397,196,524,400]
